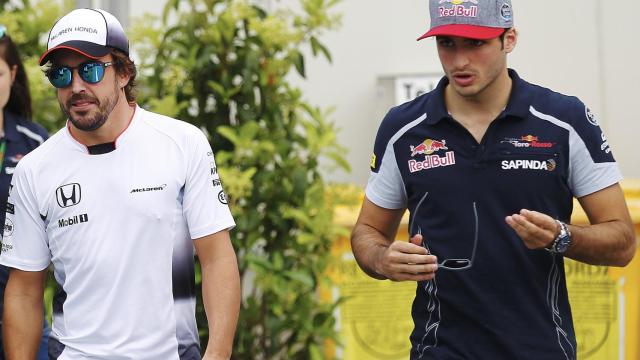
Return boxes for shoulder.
[136,108,209,153]
[8,113,49,144]
[138,108,204,138]
[376,93,431,147]
[525,82,592,128]
[15,128,66,170]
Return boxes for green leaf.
[310,36,333,63]
[291,50,306,78]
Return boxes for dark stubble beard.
[61,79,120,132]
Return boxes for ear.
[503,28,518,54]
[117,69,131,90]
[116,67,131,89]
[10,65,17,85]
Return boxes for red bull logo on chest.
[409,151,456,173]
[410,139,448,156]
[408,138,455,173]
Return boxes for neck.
[445,68,513,122]
[69,95,135,146]
[0,110,4,137]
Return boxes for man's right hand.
[375,233,439,282]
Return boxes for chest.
[42,148,186,235]
[396,119,568,202]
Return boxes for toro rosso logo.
[410,139,448,157]
[501,135,555,149]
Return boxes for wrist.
[546,220,572,254]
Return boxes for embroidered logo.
[56,183,81,208]
[410,139,448,157]
[585,106,599,126]
[409,151,456,173]
[501,135,555,149]
[501,158,556,171]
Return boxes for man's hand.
[376,233,439,282]
[505,209,559,249]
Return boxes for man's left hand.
[505,209,560,249]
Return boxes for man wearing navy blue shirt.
[350,0,636,359]
[0,111,48,359]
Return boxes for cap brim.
[39,40,111,65]
[417,25,505,41]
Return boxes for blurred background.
[1,0,638,359]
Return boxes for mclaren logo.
[56,183,81,208]
[130,184,167,194]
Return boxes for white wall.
[127,0,640,185]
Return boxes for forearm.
[565,220,636,266]
[201,255,240,359]
[350,223,391,280]
[3,274,45,359]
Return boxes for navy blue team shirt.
[0,111,48,317]
[366,69,621,360]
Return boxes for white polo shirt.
[0,106,235,359]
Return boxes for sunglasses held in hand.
[409,192,479,271]
[46,61,113,88]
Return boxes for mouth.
[451,72,475,87]
[69,97,98,110]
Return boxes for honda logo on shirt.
[56,183,82,208]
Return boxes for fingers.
[409,233,423,247]
[381,240,438,282]
[505,209,559,249]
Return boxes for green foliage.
[131,0,347,358]
[0,0,72,131]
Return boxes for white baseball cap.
[39,8,129,65]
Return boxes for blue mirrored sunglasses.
[46,61,113,88]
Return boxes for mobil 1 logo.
[58,214,89,229]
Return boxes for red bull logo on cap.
[439,0,478,4]
[410,139,448,157]
[439,2,478,18]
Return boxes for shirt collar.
[424,68,532,125]
[3,111,22,141]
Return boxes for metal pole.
[102,0,130,29]
[75,0,93,8]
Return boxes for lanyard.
[0,139,5,171]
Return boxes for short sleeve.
[365,109,409,209]
[567,102,622,197]
[0,162,50,271]
[182,129,235,239]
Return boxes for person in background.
[350,0,636,359]
[0,25,50,360]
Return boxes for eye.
[437,38,454,48]
[467,39,485,47]
[80,62,97,74]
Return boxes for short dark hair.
[110,49,137,103]
[0,34,32,119]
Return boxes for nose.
[70,69,86,94]
[452,50,470,69]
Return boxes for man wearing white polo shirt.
[0,8,240,360]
